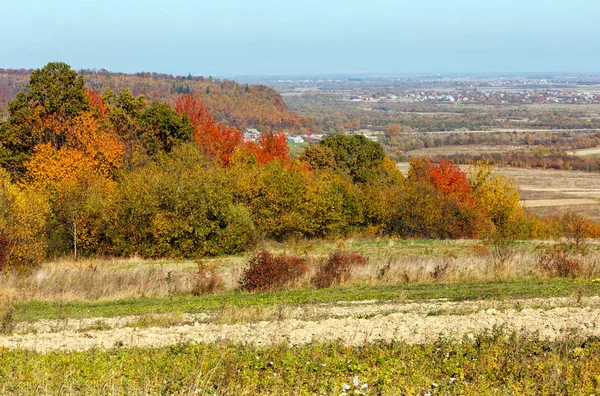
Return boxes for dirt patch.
[3,296,600,353]
[570,147,600,157]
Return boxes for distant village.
[243,129,380,144]
[348,89,600,105]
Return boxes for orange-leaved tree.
[246,129,291,167]
[24,112,125,258]
[409,158,472,202]
[176,94,242,166]
[406,157,487,238]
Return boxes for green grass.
[287,141,307,158]
[2,334,600,394]
[12,277,600,322]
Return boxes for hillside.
[0,68,315,131]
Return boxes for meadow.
[3,238,600,393]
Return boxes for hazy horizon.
[2,0,599,77]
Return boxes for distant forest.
[0,68,316,132]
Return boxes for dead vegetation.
[1,240,600,305]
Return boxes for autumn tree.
[0,169,48,270]
[141,101,193,155]
[467,161,525,239]
[109,144,256,258]
[296,144,336,172]
[175,94,242,166]
[102,88,149,169]
[24,112,125,258]
[0,62,90,175]
[318,134,385,184]
[246,129,291,166]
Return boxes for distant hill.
[0,68,315,131]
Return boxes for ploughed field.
[3,239,600,393]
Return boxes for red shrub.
[312,251,367,288]
[239,250,307,291]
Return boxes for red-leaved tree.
[247,129,291,167]
[176,94,242,166]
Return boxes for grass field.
[3,238,600,393]
[3,336,600,394]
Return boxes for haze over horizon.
[2,0,599,77]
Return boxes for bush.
[536,243,582,278]
[109,144,256,258]
[239,251,307,291]
[312,251,367,288]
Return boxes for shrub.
[312,251,367,288]
[536,243,582,278]
[191,262,224,296]
[239,251,307,291]
[109,144,256,258]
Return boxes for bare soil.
[3,296,600,353]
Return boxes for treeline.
[385,131,600,154]
[442,149,600,172]
[0,63,598,270]
[0,67,315,132]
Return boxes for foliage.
[22,111,125,258]
[141,101,193,155]
[175,94,242,166]
[109,144,256,258]
[296,144,336,171]
[312,251,367,288]
[0,169,48,270]
[318,134,385,184]
[246,129,291,166]
[0,62,90,175]
[239,250,308,291]
[467,160,525,239]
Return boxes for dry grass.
[2,241,600,305]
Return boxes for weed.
[536,243,582,278]
[76,320,112,333]
[0,234,9,272]
[191,262,224,296]
[239,251,307,291]
[312,251,367,288]
[432,262,449,280]
[0,303,15,335]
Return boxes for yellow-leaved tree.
[24,112,124,259]
[467,161,526,240]
[0,169,48,270]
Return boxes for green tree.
[0,62,89,175]
[319,134,385,184]
[141,101,193,156]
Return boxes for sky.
[1,0,599,77]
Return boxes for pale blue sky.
[1,0,598,76]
